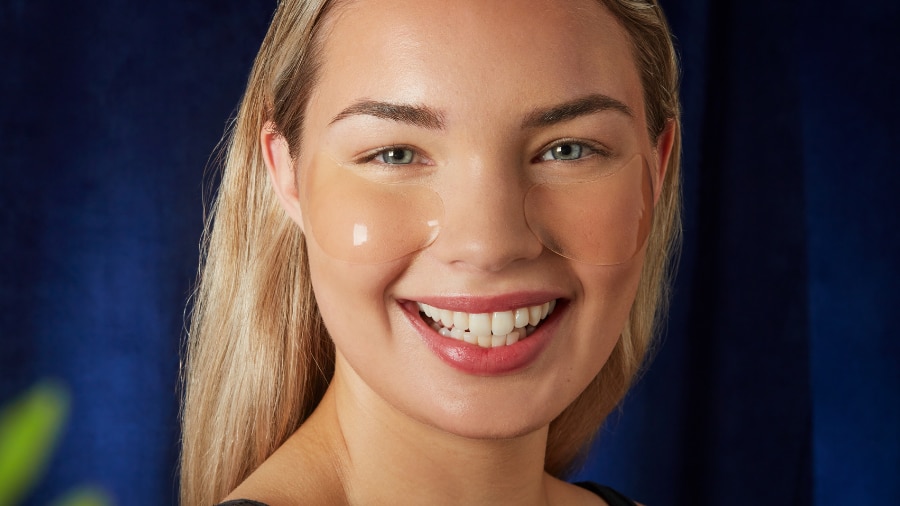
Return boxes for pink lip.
[400,297,565,376]
[412,292,561,313]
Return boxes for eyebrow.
[330,99,446,130]
[521,93,633,128]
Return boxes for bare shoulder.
[222,430,346,506]
[543,474,606,506]
[542,473,649,506]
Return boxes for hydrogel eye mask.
[523,154,654,265]
[302,154,443,263]
[302,153,653,265]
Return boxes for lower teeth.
[423,315,538,347]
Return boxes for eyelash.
[358,139,611,166]
[358,145,427,166]
[535,139,611,163]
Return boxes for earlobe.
[652,119,677,204]
[261,122,305,231]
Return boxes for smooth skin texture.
[233,0,674,504]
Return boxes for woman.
[181,0,681,504]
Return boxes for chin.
[389,366,587,442]
[416,401,554,441]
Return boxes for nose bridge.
[430,152,543,270]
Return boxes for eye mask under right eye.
[302,153,443,264]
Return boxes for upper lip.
[402,292,564,314]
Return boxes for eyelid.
[355,144,433,165]
[352,138,611,165]
[534,138,612,162]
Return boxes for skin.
[230,0,674,504]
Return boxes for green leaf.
[52,486,112,506]
[0,381,70,505]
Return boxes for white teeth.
[440,309,454,328]
[417,299,559,349]
[514,308,530,328]
[421,302,436,320]
[453,311,469,331]
[491,311,515,336]
[469,313,492,338]
[528,305,542,326]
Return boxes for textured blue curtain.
[1,1,897,505]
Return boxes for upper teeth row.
[417,300,557,337]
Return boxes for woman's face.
[271,0,669,439]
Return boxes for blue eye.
[541,142,587,161]
[376,147,415,165]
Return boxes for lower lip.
[401,301,563,375]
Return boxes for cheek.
[305,242,415,374]
[570,251,647,375]
[307,246,391,344]
[585,259,643,329]
[509,253,647,431]
[306,243,461,430]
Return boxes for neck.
[301,362,555,506]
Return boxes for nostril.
[427,209,543,271]
[422,160,545,270]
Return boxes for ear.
[261,122,305,231]
[652,119,677,204]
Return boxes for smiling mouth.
[416,300,558,349]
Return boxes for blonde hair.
[179,0,681,504]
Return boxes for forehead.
[310,0,644,127]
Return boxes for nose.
[427,156,544,272]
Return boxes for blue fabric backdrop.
[2,1,897,505]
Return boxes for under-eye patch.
[301,152,653,265]
[524,154,653,265]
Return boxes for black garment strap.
[574,481,639,506]
[219,482,637,506]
